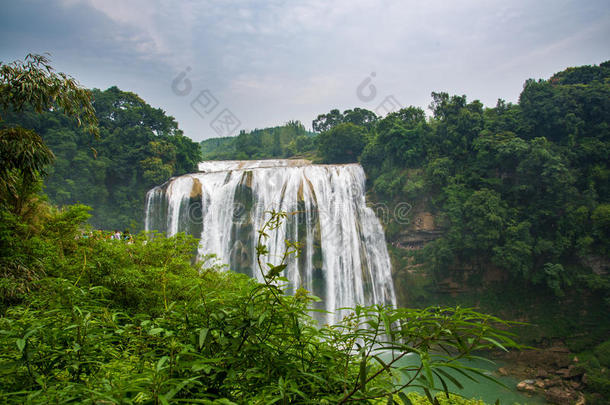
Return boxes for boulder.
[567,364,586,378]
[516,381,537,393]
[544,387,578,404]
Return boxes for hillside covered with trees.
[201,120,316,160]
[1,86,201,231]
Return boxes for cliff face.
[392,211,442,250]
[380,204,443,307]
[383,204,511,306]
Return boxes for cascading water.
[145,160,396,324]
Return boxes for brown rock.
[549,345,570,353]
[534,379,546,389]
[545,377,562,387]
[556,368,571,378]
[569,380,582,390]
[567,364,586,378]
[497,367,509,376]
[554,355,572,368]
[516,381,537,393]
[536,368,549,378]
[545,387,578,404]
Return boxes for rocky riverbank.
[494,344,588,404]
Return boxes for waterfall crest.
[145,160,396,324]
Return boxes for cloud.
[1,0,608,141]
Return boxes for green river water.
[386,352,548,404]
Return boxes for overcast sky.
[1,0,608,141]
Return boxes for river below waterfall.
[384,352,548,404]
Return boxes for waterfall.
[145,160,396,324]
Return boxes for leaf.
[423,388,434,404]
[156,356,169,372]
[421,354,434,388]
[162,376,198,400]
[149,327,164,336]
[199,327,209,349]
[398,392,413,405]
[482,336,508,352]
[16,338,26,353]
[359,352,367,393]
[433,370,450,398]
[434,368,464,390]
[267,263,287,279]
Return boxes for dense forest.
[1,86,201,231]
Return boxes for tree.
[317,122,367,163]
[312,108,343,132]
[312,108,378,133]
[0,54,98,215]
[0,54,97,133]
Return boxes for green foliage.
[594,340,610,368]
[401,392,485,405]
[1,86,202,230]
[0,53,98,135]
[313,107,379,132]
[356,61,610,302]
[317,122,368,163]
[0,209,520,404]
[201,120,315,160]
[0,54,97,219]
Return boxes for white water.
[145,160,396,324]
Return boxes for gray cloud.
[1,0,608,141]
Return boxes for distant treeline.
[200,120,316,160]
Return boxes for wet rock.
[516,381,537,393]
[549,344,570,353]
[568,380,582,390]
[534,379,546,389]
[567,364,586,378]
[497,367,508,376]
[544,386,578,404]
